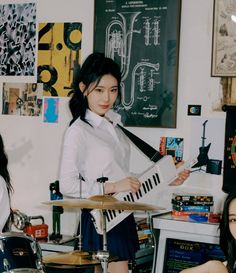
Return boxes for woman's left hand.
[169,161,190,186]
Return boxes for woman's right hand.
[105,177,141,194]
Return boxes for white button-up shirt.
[0,175,10,232]
[59,110,131,198]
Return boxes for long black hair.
[0,134,13,232]
[69,52,122,125]
[219,190,236,273]
[0,134,12,195]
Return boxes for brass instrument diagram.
[105,12,160,110]
[144,18,161,46]
[94,0,181,127]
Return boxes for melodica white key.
[91,155,182,234]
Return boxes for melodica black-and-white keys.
[90,155,197,235]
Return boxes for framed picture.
[211,0,236,76]
[94,0,181,127]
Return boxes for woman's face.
[81,74,118,116]
[228,198,236,239]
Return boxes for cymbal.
[43,250,118,266]
[43,195,164,211]
[43,250,99,266]
[89,195,164,211]
[43,198,101,209]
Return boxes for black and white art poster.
[94,0,181,127]
[0,3,36,76]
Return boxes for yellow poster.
[38,22,82,97]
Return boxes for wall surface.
[0,0,226,235]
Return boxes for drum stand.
[75,175,83,251]
[94,177,110,273]
[94,210,110,273]
[75,176,110,272]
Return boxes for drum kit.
[0,231,44,272]
[1,195,163,273]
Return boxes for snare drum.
[0,232,44,272]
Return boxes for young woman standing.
[59,52,189,273]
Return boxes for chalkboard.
[94,0,181,127]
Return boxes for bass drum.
[0,232,45,272]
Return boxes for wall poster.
[159,136,184,163]
[37,22,82,97]
[2,83,43,116]
[43,98,59,123]
[0,3,36,76]
[94,0,181,127]
[212,0,236,76]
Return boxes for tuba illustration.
[105,11,141,82]
[125,62,160,109]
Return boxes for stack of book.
[171,193,214,220]
[136,218,153,249]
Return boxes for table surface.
[152,212,220,236]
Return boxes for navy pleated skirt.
[75,209,139,261]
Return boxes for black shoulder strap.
[117,124,163,163]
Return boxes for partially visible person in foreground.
[0,134,13,232]
[180,190,236,273]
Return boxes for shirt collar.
[105,110,122,126]
[86,109,122,128]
